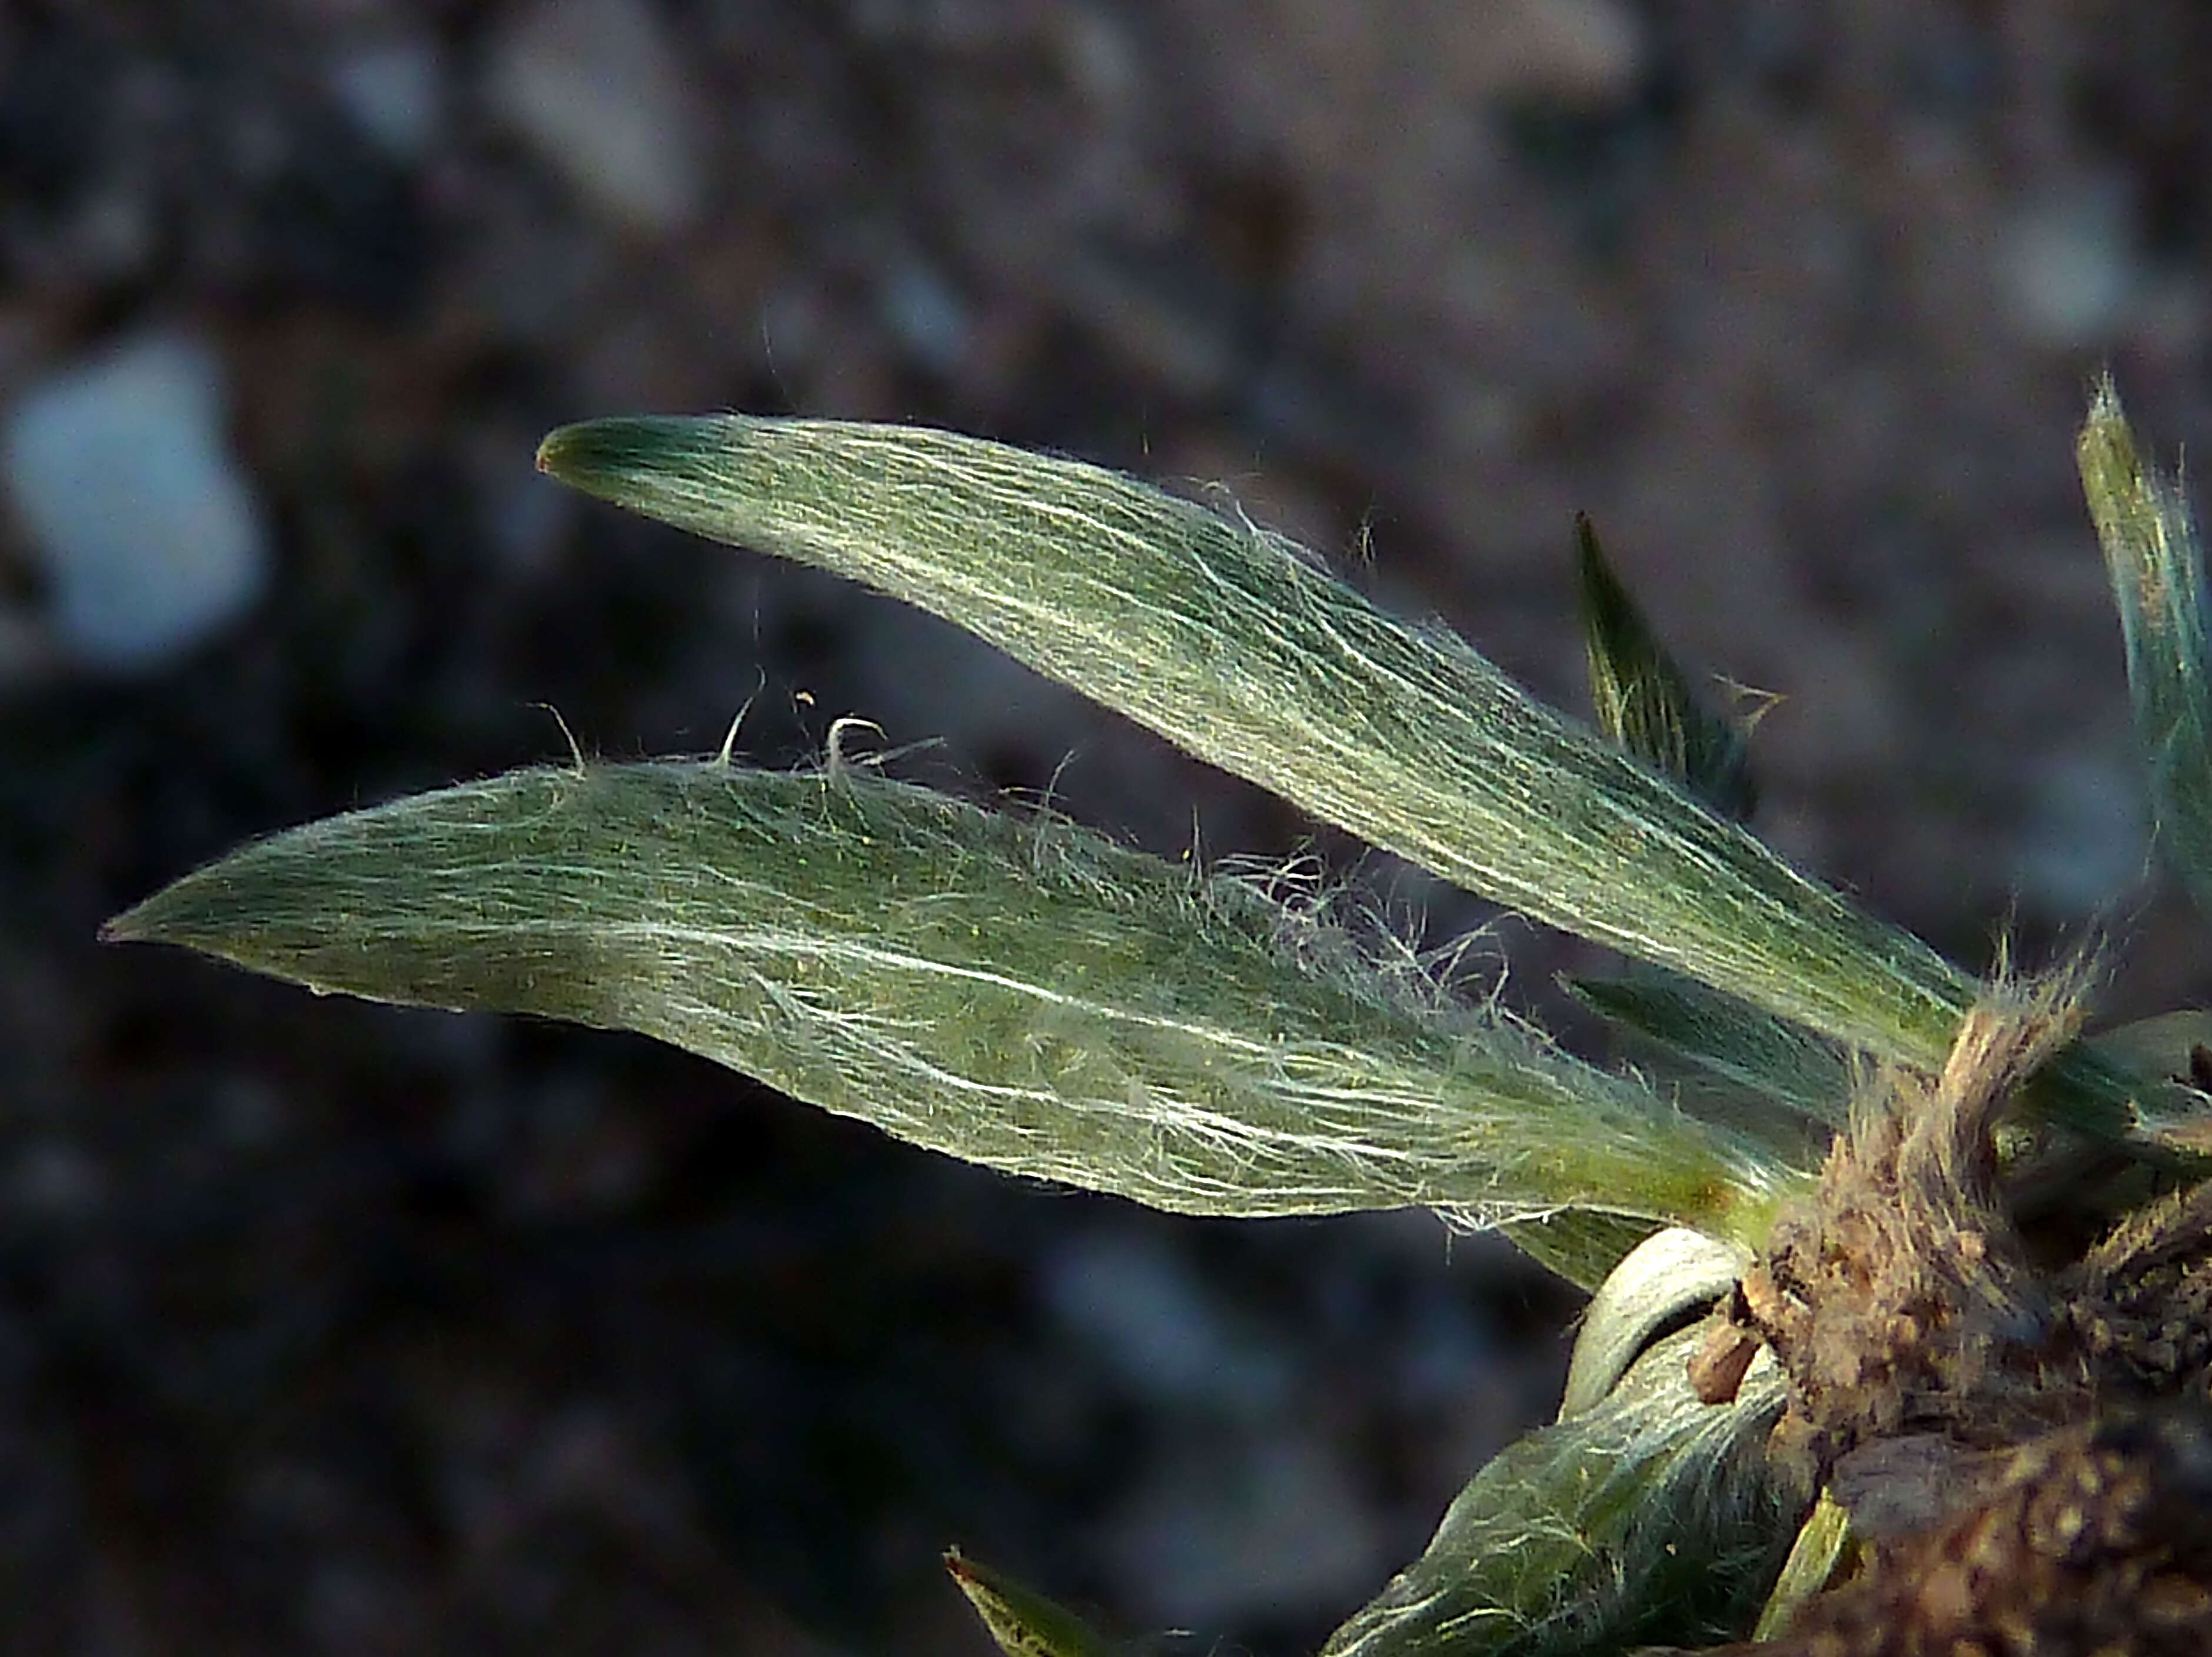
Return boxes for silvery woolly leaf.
[537,418,2155,1144]
[2078,380,2212,921]
[1320,1326,1803,1657]
[1494,1210,1662,1295]
[1564,969,1851,1129]
[104,760,1797,1239]
[534,418,1975,1075]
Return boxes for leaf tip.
[942,1545,985,1593]
[97,879,212,955]
[2077,374,2144,491]
[534,418,620,488]
[98,887,179,947]
[535,415,705,497]
[944,1547,1112,1657]
[533,427,568,475]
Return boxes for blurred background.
[6,2,2212,1652]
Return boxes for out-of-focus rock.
[1,331,270,671]
[330,34,447,161]
[1102,1435,1386,1626]
[1998,181,2140,347]
[879,257,972,375]
[2011,748,2148,917]
[8,1136,107,1222]
[485,0,704,235]
[1040,1226,1289,1413]
[1492,0,1648,102]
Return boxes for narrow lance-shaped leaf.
[2078,378,2212,918]
[1320,1326,1804,1657]
[2090,1009,2212,1089]
[1751,1492,1853,1641]
[2087,1010,2212,1156]
[104,761,1797,1242]
[1564,969,1852,1129]
[1575,511,1755,820]
[535,418,1975,1078]
[944,1550,1115,1657]
[1495,1210,1662,1295]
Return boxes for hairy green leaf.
[1495,1210,1662,1295]
[2079,378,2212,917]
[1320,1326,1803,1657]
[1574,513,1755,820]
[534,417,1974,1074]
[945,1549,1114,1657]
[1564,970,1851,1128]
[104,761,1797,1236]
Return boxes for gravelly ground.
[5,3,2212,1653]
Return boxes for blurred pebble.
[1103,1436,1384,1625]
[208,1074,285,1152]
[1999,182,2140,347]
[1040,1227,1289,1413]
[2011,747,2148,917]
[8,1137,106,1222]
[485,0,704,235]
[1052,1,1140,111]
[59,184,159,286]
[1,332,270,671]
[757,281,830,371]
[302,1560,405,1651]
[1058,251,1239,400]
[486,469,575,575]
[1495,0,1646,103]
[329,35,447,161]
[879,258,972,374]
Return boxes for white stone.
[2,332,270,671]
[485,0,704,235]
